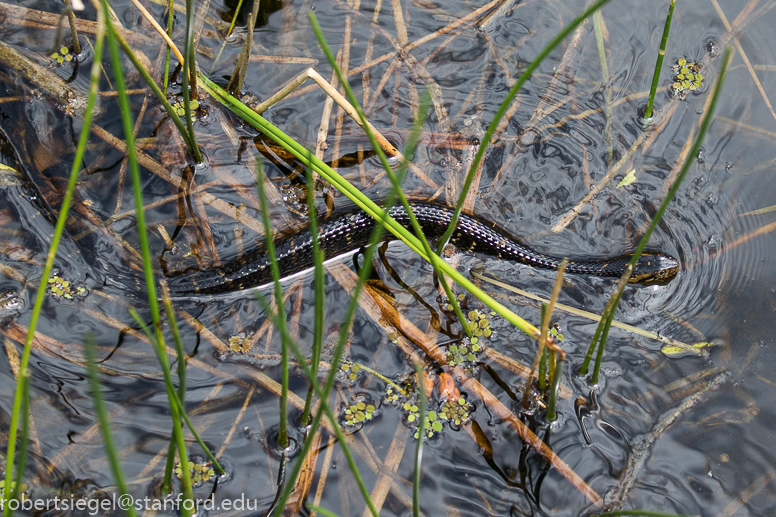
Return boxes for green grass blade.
[301,163,324,427]
[435,0,615,255]
[102,0,164,378]
[593,10,613,163]
[579,272,629,377]
[210,0,245,74]
[536,305,548,392]
[170,393,225,475]
[128,309,224,476]
[163,0,174,94]
[108,24,199,160]
[84,336,139,517]
[308,13,472,337]
[254,161,290,450]
[9,389,30,505]
[306,505,344,517]
[227,0,261,94]
[198,75,546,344]
[644,0,677,121]
[1,12,104,514]
[412,364,428,517]
[128,309,194,503]
[584,46,732,383]
[547,356,564,421]
[103,1,195,507]
[161,285,187,402]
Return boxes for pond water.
[1,0,776,515]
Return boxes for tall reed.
[582,46,733,383]
[643,0,677,121]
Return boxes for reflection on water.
[1,0,776,515]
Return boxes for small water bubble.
[386,152,402,167]
[193,155,211,175]
[707,39,718,56]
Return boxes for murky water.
[2,0,776,515]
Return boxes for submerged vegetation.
[0,0,772,515]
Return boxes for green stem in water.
[644,0,677,121]
[1,12,104,513]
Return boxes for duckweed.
[672,58,703,96]
[342,394,378,427]
[549,324,565,342]
[174,460,216,485]
[446,308,495,372]
[413,409,444,439]
[171,99,200,122]
[47,273,88,301]
[339,361,361,382]
[0,479,28,498]
[228,332,253,353]
[439,396,471,426]
[50,46,73,64]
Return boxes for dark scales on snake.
[165,202,680,296]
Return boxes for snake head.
[629,253,680,284]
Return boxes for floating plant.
[672,58,704,97]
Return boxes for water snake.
[165,202,679,296]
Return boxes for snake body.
[165,202,679,296]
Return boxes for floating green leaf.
[618,169,637,187]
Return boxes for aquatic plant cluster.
[46,273,88,301]
[672,58,704,96]
[50,46,73,65]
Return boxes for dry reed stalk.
[718,468,776,517]
[331,17,354,171]
[215,385,257,459]
[360,422,410,517]
[710,0,776,123]
[310,435,337,516]
[361,0,384,110]
[128,0,184,64]
[316,53,342,165]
